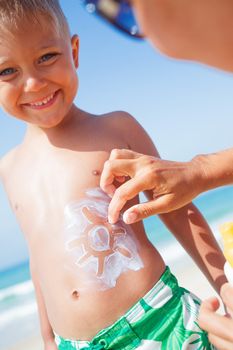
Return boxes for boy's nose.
[23,75,47,92]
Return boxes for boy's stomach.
[35,222,165,341]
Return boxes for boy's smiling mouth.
[22,89,60,110]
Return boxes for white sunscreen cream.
[64,188,143,291]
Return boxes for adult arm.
[30,260,58,350]
[101,147,233,225]
[198,283,233,350]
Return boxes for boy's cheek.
[1,86,22,106]
[0,100,20,120]
[0,98,12,115]
[0,87,17,105]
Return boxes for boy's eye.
[38,53,58,64]
[0,67,17,76]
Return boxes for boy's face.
[0,16,79,128]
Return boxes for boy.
[0,1,226,349]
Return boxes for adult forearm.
[192,148,233,193]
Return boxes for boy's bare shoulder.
[100,110,136,125]
[99,111,159,156]
[0,147,20,183]
[98,110,140,136]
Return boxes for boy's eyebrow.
[39,44,59,50]
[37,38,63,51]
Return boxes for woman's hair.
[0,0,70,35]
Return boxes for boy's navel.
[71,290,80,299]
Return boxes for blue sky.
[0,0,233,270]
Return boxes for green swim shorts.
[54,267,216,350]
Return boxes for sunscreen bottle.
[220,222,233,284]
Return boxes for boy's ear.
[71,34,79,68]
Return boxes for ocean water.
[0,185,232,349]
[145,185,233,247]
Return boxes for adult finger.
[199,297,219,315]
[199,298,233,342]
[221,283,233,309]
[108,177,147,224]
[221,283,233,318]
[122,194,178,224]
[100,159,135,196]
[109,148,141,161]
[208,333,233,350]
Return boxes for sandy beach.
[6,252,223,350]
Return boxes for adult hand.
[100,149,203,224]
[198,283,233,350]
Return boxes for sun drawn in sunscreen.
[67,206,132,276]
[64,188,143,290]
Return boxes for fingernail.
[108,217,115,224]
[123,212,137,224]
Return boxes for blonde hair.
[0,0,70,36]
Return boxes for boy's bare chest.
[6,150,110,235]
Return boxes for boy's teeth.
[30,92,55,106]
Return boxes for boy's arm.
[158,203,226,293]
[0,152,57,347]
[30,260,58,350]
[119,113,226,293]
